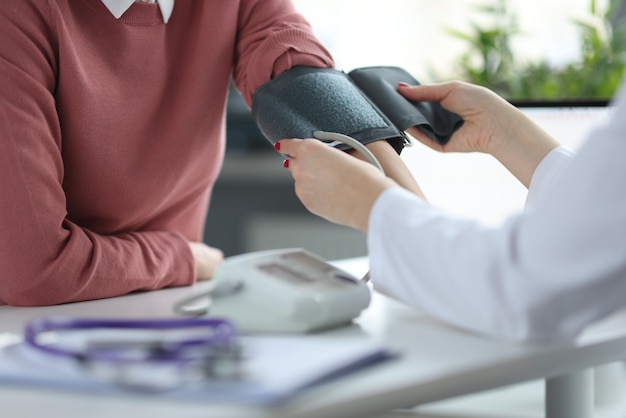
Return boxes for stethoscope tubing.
[24,317,237,364]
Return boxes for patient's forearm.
[349,141,426,199]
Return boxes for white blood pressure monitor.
[175,248,371,333]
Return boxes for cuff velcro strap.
[347,66,464,145]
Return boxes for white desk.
[2,258,626,418]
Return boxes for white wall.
[293,0,606,82]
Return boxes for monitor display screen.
[514,100,611,151]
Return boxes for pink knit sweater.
[0,0,333,306]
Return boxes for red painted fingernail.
[397,82,411,87]
[283,159,289,168]
[274,142,281,151]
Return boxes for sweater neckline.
[120,2,163,24]
[83,0,165,25]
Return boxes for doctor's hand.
[188,242,224,281]
[398,81,559,187]
[276,139,397,232]
[398,81,509,154]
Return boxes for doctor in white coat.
[276,80,626,343]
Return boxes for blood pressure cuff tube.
[251,66,464,154]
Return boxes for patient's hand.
[188,242,224,281]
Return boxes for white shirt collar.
[101,0,174,23]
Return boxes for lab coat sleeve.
[368,91,626,343]
[525,146,574,209]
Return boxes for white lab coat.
[368,84,626,343]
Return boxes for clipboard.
[0,329,395,405]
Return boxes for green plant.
[446,0,626,100]
[445,0,520,94]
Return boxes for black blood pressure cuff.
[251,66,463,154]
[348,66,464,145]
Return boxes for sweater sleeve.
[232,0,334,105]
[367,95,626,343]
[0,3,195,306]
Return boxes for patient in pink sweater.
[0,0,419,306]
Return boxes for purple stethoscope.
[24,317,243,391]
